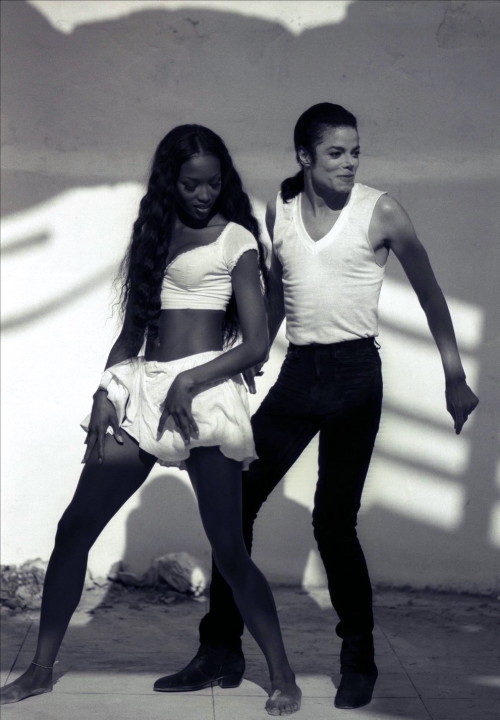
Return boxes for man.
[154,103,478,710]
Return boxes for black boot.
[154,644,245,692]
[334,634,378,709]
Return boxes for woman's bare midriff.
[146,309,226,362]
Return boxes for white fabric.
[160,222,258,310]
[82,351,257,470]
[273,183,387,345]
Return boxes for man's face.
[307,126,360,194]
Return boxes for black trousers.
[199,337,383,651]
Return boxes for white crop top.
[273,183,387,344]
[160,222,258,310]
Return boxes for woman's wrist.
[93,368,114,399]
[445,372,467,387]
[176,371,196,392]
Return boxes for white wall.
[2,0,499,593]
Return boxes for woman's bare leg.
[0,433,156,705]
[185,447,301,716]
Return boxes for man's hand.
[445,378,479,434]
[242,363,265,394]
[158,373,199,444]
[83,390,123,464]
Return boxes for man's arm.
[243,200,285,394]
[265,199,285,344]
[370,195,478,434]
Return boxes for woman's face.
[306,126,360,195]
[176,153,222,221]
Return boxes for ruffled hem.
[81,353,257,471]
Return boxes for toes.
[266,704,299,716]
[265,690,301,716]
[265,692,282,716]
[281,703,300,716]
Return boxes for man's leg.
[313,350,382,708]
[155,348,320,691]
[315,405,381,643]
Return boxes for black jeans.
[199,337,383,651]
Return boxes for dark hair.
[117,124,267,352]
[281,103,358,202]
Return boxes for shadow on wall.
[118,461,317,586]
[119,473,209,573]
[1,0,499,593]
[3,0,500,214]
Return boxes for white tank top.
[273,183,387,345]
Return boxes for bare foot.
[0,664,53,705]
[265,682,302,716]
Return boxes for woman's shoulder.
[223,222,258,246]
[221,222,258,271]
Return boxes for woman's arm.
[83,301,143,463]
[371,195,479,434]
[158,250,269,442]
[103,297,144,370]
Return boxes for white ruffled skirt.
[81,351,257,470]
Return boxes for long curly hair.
[117,125,267,353]
[281,103,358,202]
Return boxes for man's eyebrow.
[325,145,360,151]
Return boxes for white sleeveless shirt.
[273,183,387,345]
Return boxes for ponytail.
[280,170,304,203]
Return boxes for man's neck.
[303,178,352,213]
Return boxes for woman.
[0,125,301,716]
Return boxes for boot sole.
[154,673,244,693]
[334,697,373,709]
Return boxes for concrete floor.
[1,585,499,720]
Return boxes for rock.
[108,561,156,588]
[20,558,47,573]
[1,560,47,610]
[107,553,209,597]
[152,552,208,597]
[16,585,36,605]
[107,561,124,582]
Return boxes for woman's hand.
[83,389,124,464]
[158,373,199,444]
[445,378,479,434]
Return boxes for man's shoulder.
[354,182,386,201]
[369,192,417,246]
[267,192,298,236]
[371,193,406,221]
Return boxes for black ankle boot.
[334,668,378,709]
[334,634,378,709]
[154,644,245,692]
